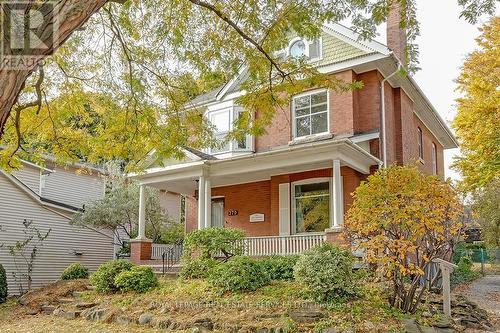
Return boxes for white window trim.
[206,106,253,155]
[291,177,332,235]
[291,88,330,140]
[287,36,323,62]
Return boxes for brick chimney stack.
[387,3,407,63]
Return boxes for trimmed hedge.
[259,256,299,281]
[294,244,359,302]
[180,258,219,279]
[61,263,89,280]
[90,260,135,293]
[115,266,158,293]
[0,264,7,304]
[208,256,270,292]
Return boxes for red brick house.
[130,16,457,263]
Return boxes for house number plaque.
[228,209,238,216]
[249,213,265,223]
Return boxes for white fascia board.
[216,65,248,101]
[133,161,207,182]
[317,53,389,74]
[20,160,54,173]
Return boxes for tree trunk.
[0,0,110,138]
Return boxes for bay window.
[207,107,252,154]
[292,90,329,138]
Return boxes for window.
[288,38,322,61]
[293,180,330,233]
[207,107,251,154]
[432,142,438,175]
[293,90,328,138]
[417,127,424,160]
[210,109,231,153]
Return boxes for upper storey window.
[417,127,424,161]
[208,107,252,155]
[287,37,322,61]
[432,142,438,175]
[292,90,329,138]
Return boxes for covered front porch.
[131,138,380,263]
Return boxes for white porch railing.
[243,233,326,256]
[151,243,173,259]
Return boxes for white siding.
[42,166,105,209]
[0,173,114,295]
[12,165,40,195]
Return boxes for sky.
[374,0,497,180]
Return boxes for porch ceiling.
[136,138,380,194]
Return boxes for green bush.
[61,263,89,280]
[0,264,7,304]
[114,266,158,293]
[451,257,481,287]
[259,256,299,281]
[180,258,219,279]
[294,244,359,302]
[184,227,245,260]
[208,256,271,292]
[90,260,135,293]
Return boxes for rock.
[82,307,108,321]
[152,317,171,329]
[41,305,57,315]
[72,291,85,298]
[115,315,134,325]
[147,301,161,310]
[288,309,325,323]
[86,285,96,291]
[53,308,81,319]
[75,302,98,309]
[402,319,421,333]
[26,308,39,315]
[138,312,153,325]
[18,297,29,306]
[422,311,433,318]
[193,318,213,331]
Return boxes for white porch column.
[137,184,147,239]
[197,176,206,229]
[204,178,212,228]
[332,159,344,228]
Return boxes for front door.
[211,198,225,228]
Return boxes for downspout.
[380,62,402,168]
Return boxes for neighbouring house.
[129,11,458,264]
[0,159,114,295]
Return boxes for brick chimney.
[387,3,407,63]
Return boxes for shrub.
[184,227,245,260]
[294,244,358,302]
[208,256,270,292]
[259,256,299,281]
[61,263,89,280]
[0,264,7,304]
[90,260,135,293]
[180,258,219,279]
[451,257,481,287]
[114,266,158,293]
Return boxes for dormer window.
[288,37,322,61]
[207,107,252,155]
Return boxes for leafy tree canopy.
[0,0,496,171]
[453,17,500,192]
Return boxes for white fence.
[243,233,326,256]
[151,243,172,259]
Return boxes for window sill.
[289,133,333,146]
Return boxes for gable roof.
[0,169,83,213]
[185,23,457,149]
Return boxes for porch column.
[137,184,147,239]
[332,159,343,228]
[130,184,152,264]
[197,176,206,229]
[204,178,212,228]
